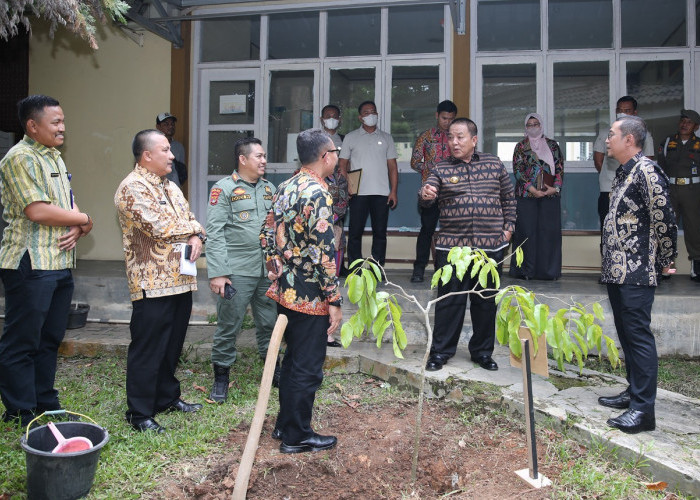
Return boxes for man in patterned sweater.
[598,115,677,434]
[420,118,516,372]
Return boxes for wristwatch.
[328,297,343,307]
[195,232,207,244]
[554,186,561,194]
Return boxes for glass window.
[388,5,444,54]
[268,12,319,59]
[200,17,260,62]
[697,0,700,45]
[268,70,315,163]
[477,0,540,51]
[626,59,684,149]
[327,9,380,57]
[209,81,255,125]
[329,68,376,137]
[621,0,686,47]
[208,131,254,176]
[481,64,537,159]
[553,62,609,161]
[390,66,440,162]
[549,0,612,49]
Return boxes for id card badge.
[692,166,698,176]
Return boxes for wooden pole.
[521,338,538,479]
[232,314,288,500]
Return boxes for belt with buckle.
[669,176,700,185]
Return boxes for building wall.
[28,20,172,260]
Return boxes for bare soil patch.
[155,389,564,499]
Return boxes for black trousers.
[431,248,503,360]
[412,203,439,273]
[508,196,562,280]
[606,284,657,413]
[348,195,390,266]
[126,291,192,422]
[275,304,328,445]
[0,252,73,416]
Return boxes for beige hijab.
[524,113,555,171]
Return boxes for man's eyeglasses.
[322,148,341,158]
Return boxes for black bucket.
[67,303,90,329]
[20,420,109,500]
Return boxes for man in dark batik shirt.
[598,115,677,434]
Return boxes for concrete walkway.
[54,319,700,497]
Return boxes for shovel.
[47,421,93,454]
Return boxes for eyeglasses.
[322,148,341,158]
[525,123,540,128]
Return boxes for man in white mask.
[593,96,655,247]
[339,101,398,270]
[321,105,343,148]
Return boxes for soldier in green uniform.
[657,109,700,281]
[206,138,277,402]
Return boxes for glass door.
[620,54,689,150]
[195,68,261,221]
[264,65,320,174]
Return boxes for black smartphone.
[184,244,192,260]
[223,283,237,300]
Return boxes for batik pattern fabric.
[260,167,340,315]
[0,135,75,270]
[421,153,516,251]
[512,137,564,197]
[115,165,204,301]
[410,127,451,183]
[601,153,677,286]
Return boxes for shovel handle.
[232,314,288,500]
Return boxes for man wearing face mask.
[593,97,655,242]
[338,101,398,269]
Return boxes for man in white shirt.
[338,101,398,268]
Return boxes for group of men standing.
[0,92,684,442]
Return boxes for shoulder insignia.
[209,187,222,205]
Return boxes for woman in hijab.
[509,113,564,280]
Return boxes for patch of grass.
[542,431,688,499]
[586,355,700,400]
[0,350,266,499]
[548,373,594,391]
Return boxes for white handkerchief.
[176,243,197,277]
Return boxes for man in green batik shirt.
[206,138,277,403]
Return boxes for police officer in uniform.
[206,138,277,402]
[657,109,700,281]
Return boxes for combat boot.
[210,364,230,403]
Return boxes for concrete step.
[1,261,698,357]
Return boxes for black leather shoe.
[131,418,166,434]
[327,340,342,348]
[472,355,498,371]
[606,409,655,434]
[598,389,630,409]
[410,272,424,283]
[271,428,283,440]
[168,399,203,413]
[280,433,337,454]
[426,354,447,371]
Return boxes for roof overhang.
[122,0,466,47]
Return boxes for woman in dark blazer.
[509,113,564,280]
